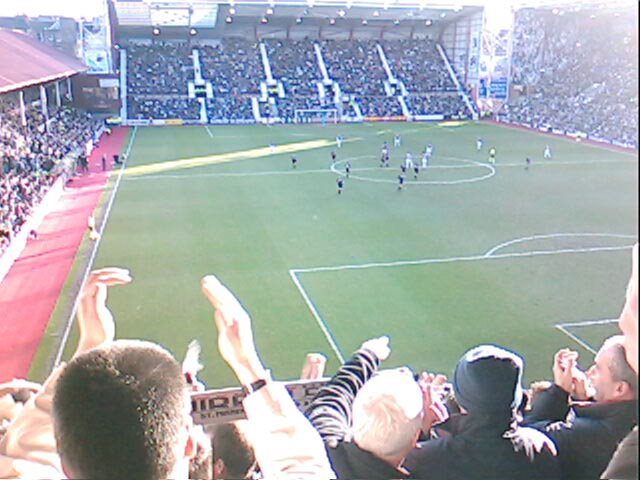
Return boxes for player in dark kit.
[291,156,298,169]
[525,157,531,170]
[413,164,420,180]
[336,177,344,194]
[380,142,390,167]
[397,174,405,190]
[400,164,407,174]
[331,151,337,162]
[345,162,351,178]
[101,154,107,171]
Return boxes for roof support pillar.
[67,77,73,101]
[55,81,61,108]
[39,85,49,122]
[18,90,27,127]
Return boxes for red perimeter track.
[0,127,129,381]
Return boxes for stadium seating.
[0,96,100,256]
[126,42,200,120]
[199,40,263,123]
[506,7,638,148]
[383,39,457,94]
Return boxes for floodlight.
[152,26,161,35]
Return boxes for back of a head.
[601,335,638,399]
[453,345,524,419]
[211,421,256,480]
[351,369,423,460]
[53,340,189,480]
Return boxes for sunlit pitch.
[124,138,345,177]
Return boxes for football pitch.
[33,121,638,388]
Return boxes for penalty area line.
[288,270,345,364]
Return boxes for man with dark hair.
[407,345,561,480]
[211,421,256,479]
[0,268,132,479]
[53,340,197,480]
[526,337,637,480]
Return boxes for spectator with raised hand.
[525,338,637,480]
[406,345,561,480]
[0,268,131,478]
[200,274,335,479]
[602,243,638,480]
[300,353,327,381]
[305,335,434,479]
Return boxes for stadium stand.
[504,7,639,148]
[126,42,200,120]
[383,39,457,94]
[199,40,263,123]
[0,30,98,259]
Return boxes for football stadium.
[0,0,638,478]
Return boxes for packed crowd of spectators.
[505,7,638,147]
[360,96,403,117]
[199,40,263,122]
[407,93,469,119]
[1,244,638,479]
[266,39,321,97]
[128,97,200,120]
[321,40,387,97]
[124,39,469,122]
[383,39,457,94]
[0,95,100,256]
[126,42,193,95]
[206,97,254,124]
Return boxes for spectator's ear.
[613,380,633,401]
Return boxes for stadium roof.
[0,29,86,94]
[112,0,480,27]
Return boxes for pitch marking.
[54,127,138,367]
[290,235,635,362]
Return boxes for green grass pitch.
[40,121,638,388]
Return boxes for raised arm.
[201,275,335,479]
[304,336,389,445]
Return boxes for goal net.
[294,109,338,124]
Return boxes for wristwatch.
[241,378,268,397]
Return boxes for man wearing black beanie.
[406,345,561,480]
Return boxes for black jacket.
[526,384,638,480]
[305,349,408,479]
[601,426,638,480]
[406,411,561,479]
